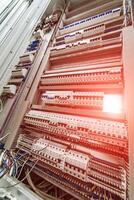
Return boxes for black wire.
[0,150,17,179]
[0,144,49,189]
[0,159,39,189]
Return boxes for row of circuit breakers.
[15,1,131,200]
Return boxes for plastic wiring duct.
[0,0,16,21]
[0,0,28,44]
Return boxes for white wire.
[0,99,3,113]
[0,132,11,141]
[0,159,38,189]
[16,155,30,179]
[0,140,49,189]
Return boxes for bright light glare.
[103,95,122,114]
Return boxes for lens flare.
[103,94,122,114]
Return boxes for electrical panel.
[13,0,133,199]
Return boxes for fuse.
[59,8,121,35]
[41,67,122,86]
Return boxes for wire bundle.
[0,149,17,179]
[0,143,49,193]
